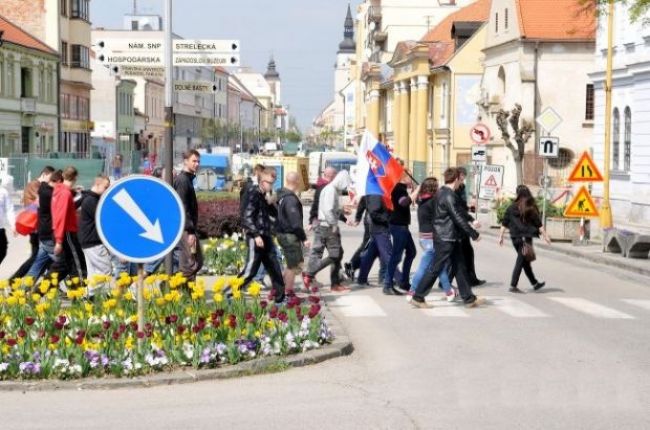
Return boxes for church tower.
[264,55,281,106]
[334,4,356,130]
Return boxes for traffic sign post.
[97,176,185,339]
[174,81,218,93]
[538,136,560,228]
[565,151,604,244]
[470,123,491,145]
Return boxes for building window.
[585,84,594,120]
[61,41,69,66]
[71,0,90,21]
[0,55,4,96]
[495,12,499,32]
[624,107,631,172]
[71,45,90,69]
[6,58,14,97]
[38,66,46,101]
[62,94,70,119]
[61,0,68,16]
[505,9,509,29]
[612,107,620,171]
[47,68,54,103]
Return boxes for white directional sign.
[173,40,239,53]
[96,39,163,52]
[173,53,240,67]
[98,53,163,66]
[539,136,560,158]
[174,80,217,93]
[114,65,165,78]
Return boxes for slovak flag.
[355,131,404,210]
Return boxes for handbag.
[521,241,536,262]
[15,204,39,236]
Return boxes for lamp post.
[600,0,615,229]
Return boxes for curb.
[0,303,354,392]
[480,229,650,278]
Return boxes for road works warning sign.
[564,186,600,218]
[478,164,504,200]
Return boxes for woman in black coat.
[498,185,551,293]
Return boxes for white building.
[590,5,650,226]
[478,0,596,192]
[333,5,356,132]
[0,16,59,157]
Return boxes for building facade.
[0,0,94,156]
[0,15,59,156]
[590,4,650,226]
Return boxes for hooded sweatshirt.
[51,183,78,244]
[309,176,330,225]
[318,171,351,227]
[275,187,306,241]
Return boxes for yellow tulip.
[31,293,42,303]
[213,293,223,304]
[155,297,166,306]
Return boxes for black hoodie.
[275,187,306,241]
[78,191,102,249]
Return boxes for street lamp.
[600,0,615,229]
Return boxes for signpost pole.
[137,264,145,345]
[164,0,174,275]
[542,158,548,228]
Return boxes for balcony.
[21,97,37,114]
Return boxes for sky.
[90,0,359,131]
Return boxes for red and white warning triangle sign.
[564,186,599,218]
[484,175,498,187]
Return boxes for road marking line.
[422,300,469,318]
[549,297,635,319]
[486,296,549,318]
[330,295,387,317]
[621,299,650,312]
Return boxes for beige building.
[0,0,94,155]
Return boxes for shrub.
[496,197,564,225]
[197,199,241,239]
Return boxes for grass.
[197,191,239,201]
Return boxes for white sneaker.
[445,289,458,302]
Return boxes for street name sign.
[98,53,163,67]
[173,40,239,53]
[478,164,504,200]
[173,53,240,67]
[114,65,165,78]
[536,107,563,134]
[174,81,217,93]
[96,39,164,52]
[568,151,604,182]
[96,176,185,263]
[97,39,240,53]
[564,186,599,218]
[539,136,560,158]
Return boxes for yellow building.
[362,0,490,180]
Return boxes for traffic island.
[0,274,353,390]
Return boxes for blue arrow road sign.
[96,175,185,263]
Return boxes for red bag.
[16,204,38,236]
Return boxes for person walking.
[10,166,55,280]
[498,185,551,293]
[0,177,16,268]
[385,172,419,293]
[276,172,309,294]
[408,177,456,301]
[173,149,203,282]
[303,170,351,293]
[239,167,286,304]
[411,168,485,309]
[79,175,112,294]
[456,167,485,286]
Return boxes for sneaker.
[411,299,434,309]
[331,285,351,293]
[405,291,414,302]
[445,289,458,302]
[509,287,525,294]
[301,273,313,289]
[352,281,371,289]
[471,279,487,287]
[465,296,486,308]
[533,282,546,291]
[344,263,355,280]
[383,287,404,296]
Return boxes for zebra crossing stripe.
[422,299,469,318]
[330,295,387,317]
[549,297,635,319]
[621,299,650,312]
[486,296,549,318]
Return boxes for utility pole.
[600,0,615,229]
[164,0,174,274]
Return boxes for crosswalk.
[329,294,650,320]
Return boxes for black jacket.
[417,196,436,236]
[78,191,102,249]
[276,188,306,241]
[174,171,198,234]
[433,187,479,242]
[502,202,542,239]
[37,182,54,241]
[390,183,412,226]
[366,195,390,234]
[355,196,370,226]
[242,185,277,238]
[239,177,254,218]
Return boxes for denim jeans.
[26,240,57,279]
[386,224,416,289]
[357,230,392,285]
[410,239,452,294]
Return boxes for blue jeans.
[358,230,392,285]
[386,225,416,289]
[411,239,452,294]
[27,240,57,279]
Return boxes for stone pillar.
[366,89,380,137]
[398,81,410,164]
[415,75,429,163]
[408,77,418,166]
[392,82,403,160]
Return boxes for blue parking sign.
[96,175,185,263]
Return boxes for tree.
[584,0,650,23]
[495,104,535,186]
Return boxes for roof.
[516,0,595,40]
[420,0,491,68]
[0,14,57,55]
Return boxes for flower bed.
[0,274,331,380]
[202,234,247,276]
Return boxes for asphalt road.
[1,223,649,429]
